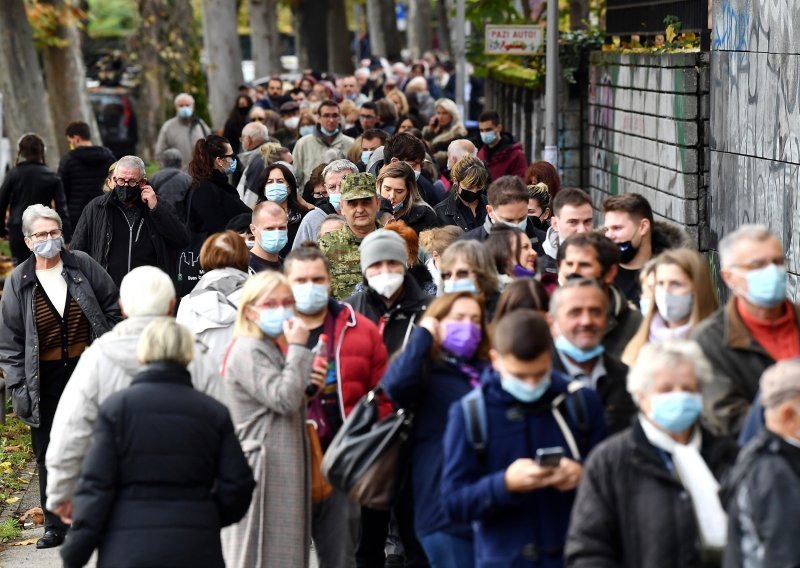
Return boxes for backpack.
[461,381,591,468]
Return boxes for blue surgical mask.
[480,130,497,145]
[299,125,315,137]
[555,335,605,364]
[321,126,339,136]
[500,372,551,403]
[328,193,342,211]
[264,182,289,203]
[224,158,237,175]
[443,278,478,294]
[292,283,329,315]
[177,106,193,119]
[498,217,528,232]
[259,228,288,254]
[361,150,373,165]
[639,297,651,317]
[255,306,293,338]
[33,237,63,260]
[649,391,702,433]
[744,264,786,308]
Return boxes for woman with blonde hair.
[422,98,468,169]
[439,239,501,319]
[434,154,490,232]
[387,88,410,117]
[622,248,718,366]
[221,271,315,567]
[377,161,441,235]
[419,225,464,291]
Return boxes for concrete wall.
[587,52,710,248]
[710,0,800,297]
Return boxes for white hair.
[627,340,712,398]
[119,266,176,317]
[322,159,359,182]
[137,318,194,367]
[114,155,146,178]
[22,204,61,237]
[447,139,477,165]
[242,122,269,144]
[405,76,428,93]
[174,92,195,106]
[354,68,370,79]
[718,224,776,268]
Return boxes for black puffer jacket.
[565,420,738,568]
[60,362,255,568]
[0,161,72,237]
[188,171,251,235]
[58,146,116,228]
[398,204,442,235]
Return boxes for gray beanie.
[359,229,408,274]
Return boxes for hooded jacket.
[0,161,72,239]
[176,267,248,367]
[44,315,226,510]
[0,249,121,428]
[477,132,529,181]
[58,145,116,228]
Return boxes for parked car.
[88,86,138,158]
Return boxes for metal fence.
[606,0,710,36]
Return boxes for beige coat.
[221,336,314,568]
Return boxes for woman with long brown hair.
[377,161,441,235]
[382,291,491,568]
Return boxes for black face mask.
[618,240,639,264]
[529,215,547,231]
[459,188,481,203]
[237,106,251,116]
[115,185,140,203]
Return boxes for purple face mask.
[440,321,482,360]
[513,264,536,278]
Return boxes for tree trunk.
[327,0,353,75]
[570,0,589,29]
[40,0,101,157]
[408,0,432,60]
[0,0,60,164]
[136,0,165,162]
[436,0,451,55]
[295,0,327,72]
[201,0,244,130]
[250,0,281,77]
[367,0,401,60]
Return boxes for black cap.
[279,101,300,114]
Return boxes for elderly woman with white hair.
[422,98,468,170]
[565,340,740,568]
[0,204,120,549]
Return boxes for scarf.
[542,226,560,259]
[648,313,693,343]
[638,415,727,550]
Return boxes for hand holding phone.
[535,446,564,468]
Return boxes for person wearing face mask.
[223,95,254,154]
[485,224,539,284]
[460,175,548,261]
[622,249,719,367]
[248,200,289,274]
[439,239,502,318]
[233,121,269,197]
[419,225,465,294]
[377,161,441,235]
[566,340,738,568]
[292,100,355,187]
[692,225,800,437]
[283,243,391,568]
[720,359,800,566]
[220,271,314,567]
[382,292,492,567]
[155,92,211,167]
[476,109,528,181]
[259,162,313,250]
[271,101,302,147]
[71,155,190,288]
[435,154,489,232]
[0,204,121,549]
[602,193,694,307]
[442,309,607,568]
[548,279,637,435]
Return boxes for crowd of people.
[0,59,799,568]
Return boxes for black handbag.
[175,188,206,297]
[321,386,413,510]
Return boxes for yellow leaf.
[612,36,621,48]
[6,496,19,503]
[666,25,676,43]
[11,537,39,546]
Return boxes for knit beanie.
[359,229,408,274]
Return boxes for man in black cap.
[273,101,301,147]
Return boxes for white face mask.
[284,116,300,130]
[654,289,694,324]
[367,272,404,298]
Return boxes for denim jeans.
[417,531,474,568]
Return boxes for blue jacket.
[382,327,480,538]
[442,369,607,568]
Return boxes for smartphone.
[535,446,564,468]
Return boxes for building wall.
[587,51,710,248]
[710,0,800,297]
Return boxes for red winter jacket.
[328,300,392,419]
[477,133,529,181]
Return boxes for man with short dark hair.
[59,121,117,229]
[459,175,547,258]
[543,187,595,266]
[556,232,643,360]
[293,100,355,186]
[344,101,379,138]
[603,193,692,305]
[476,110,528,180]
[358,128,388,170]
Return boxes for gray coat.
[220,336,314,568]
[0,249,121,427]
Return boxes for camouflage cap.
[341,172,377,201]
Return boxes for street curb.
[0,460,38,547]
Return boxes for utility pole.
[543,0,558,166]
[455,0,466,119]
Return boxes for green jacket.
[319,224,377,299]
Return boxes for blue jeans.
[418,531,474,568]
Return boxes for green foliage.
[86,0,139,39]
[560,25,604,84]
[25,1,86,48]
[0,518,22,542]
[0,415,33,507]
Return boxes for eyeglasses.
[254,299,296,310]
[28,229,62,242]
[441,269,474,280]
[112,177,142,187]
[251,117,265,122]
[731,258,786,271]
[220,153,235,160]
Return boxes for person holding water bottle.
[283,242,391,568]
